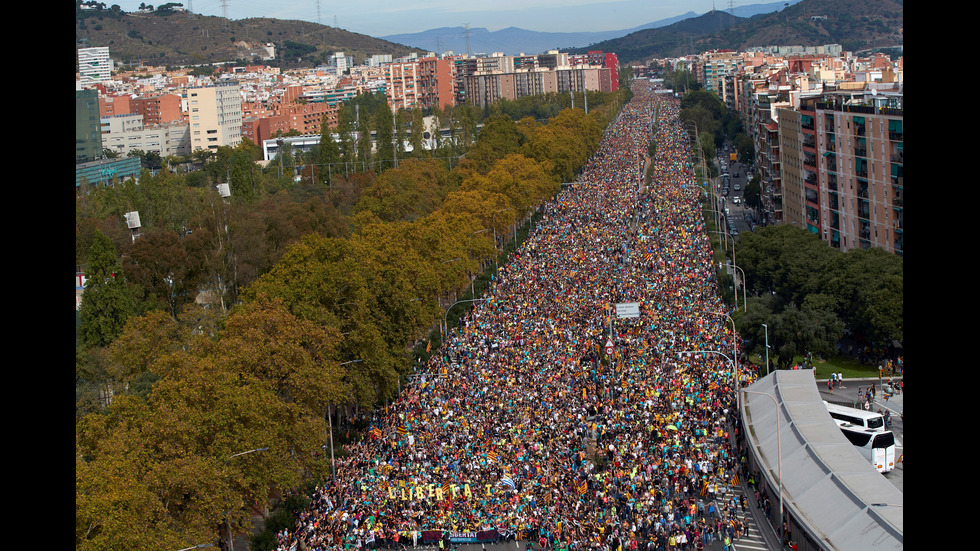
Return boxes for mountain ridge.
[380,2,795,56]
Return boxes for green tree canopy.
[79,230,135,349]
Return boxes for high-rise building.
[76,89,102,163]
[780,90,903,255]
[78,47,112,85]
[187,81,243,153]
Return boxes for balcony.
[857,199,870,220]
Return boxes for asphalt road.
[816,377,904,493]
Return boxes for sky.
[110,0,728,37]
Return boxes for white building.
[78,46,112,85]
[101,113,192,159]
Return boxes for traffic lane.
[816,377,904,492]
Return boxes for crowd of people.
[276,83,754,551]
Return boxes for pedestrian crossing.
[713,484,772,551]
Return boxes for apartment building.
[461,50,617,110]
[187,81,243,152]
[700,50,742,94]
[385,61,419,111]
[101,120,192,159]
[132,94,184,125]
[806,91,903,255]
[78,46,112,85]
[99,94,133,118]
[382,57,455,112]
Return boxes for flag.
[499,476,516,491]
[397,425,408,436]
[577,481,588,495]
[731,472,739,485]
[487,450,498,463]
[426,340,432,353]
[370,427,383,440]
[700,481,708,496]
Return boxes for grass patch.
[746,353,882,380]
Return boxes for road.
[815,377,904,493]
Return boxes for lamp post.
[439,257,463,318]
[492,208,515,271]
[328,360,362,481]
[706,311,740,394]
[741,389,783,544]
[468,228,491,297]
[731,263,747,312]
[443,298,489,340]
[276,138,284,180]
[762,323,770,376]
[678,349,736,394]
[224,447,269,551]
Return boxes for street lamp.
[762,323,770,376]
[276,138,284,179]
[706,311,740,395]
[492,208,515,271]
[731,263,747,312]
[468,229,491,297]
[678,349,736,393]
[223,447,269,551]
[327,359,363,481]
[740,389,783,544]
[443,297,489,340]
[440,257,463,314]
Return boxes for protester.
[275,83,746,551]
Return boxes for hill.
[75,8,424,68]
[379,1,799,56]
[571,0,903,64]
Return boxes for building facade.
[76,89,103,163]
[132,94,185,126]
[187,81,243,152]
[78,46,112,85]
[809,93,903,254]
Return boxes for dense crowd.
[277,84,753,551]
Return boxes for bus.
[824,401,885,430]
[834,421,897,473]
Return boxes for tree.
[124,228,206,318]
[104,309,181,386]
[743,174,762,212]
[317,114,341,187]
[373,102,395,173]
[79,230,134,350]
[408,107,426,158]
[354,158,452,223]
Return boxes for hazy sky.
[111,0,726,37]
